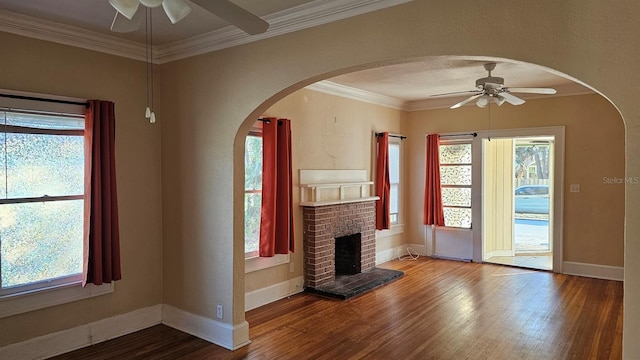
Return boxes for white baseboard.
[563,261,624,281]
[376,244,426,265]
[245,276,304,311]
[431,254,473,262]
[161,304,249,350]
[0,305,161,360]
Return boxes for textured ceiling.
[328,59,587,102]
[0,1,591,104]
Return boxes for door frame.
[471,126,565,273]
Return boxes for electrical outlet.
[290,262,294,273]
[216,304,223,319]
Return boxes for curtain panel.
[375,132,391,230]
[83,100,121,286]
[259,118,295,257]
[424,133,445,226]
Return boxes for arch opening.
[233,56,627,336]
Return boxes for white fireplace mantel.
[299,169,379,207]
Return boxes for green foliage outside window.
[244,134,262,255]
[0,115,84,291]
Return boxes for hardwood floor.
[51,258,623,359]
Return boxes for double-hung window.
[388,138,401,225]
[243,121,289,272]
[244,129,262,258]
[0,95,114,318]
[0,108,85,297]
[439,140,472,228]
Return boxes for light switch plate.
[570,184,580,193]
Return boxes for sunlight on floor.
[486,254,552,271]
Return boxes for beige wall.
[159,1,640,355]
[0,33,163,345]
[4,0,640,357]
[246,88,407,293]
[406,94,624,267]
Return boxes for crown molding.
[306,80,407,110]
[306,81,594,112]
[157,0,413,63]
[0,0,413,64]
[0,10,147,61]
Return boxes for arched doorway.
[233,56,626,346]
[158,3,638,355]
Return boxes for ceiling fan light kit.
[476,95,489,108]
[433,62,558,109]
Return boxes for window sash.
[245,130,263,256]
[389,139,401,225]
[0,109,85,296]
[0,194,83,205]
[439,140,472,228]
[0,273,82,297]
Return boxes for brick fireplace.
[302,200,376,289]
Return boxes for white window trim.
[375,223,405,239]
[0,281,113,318]
[388,137,402,225]
[245,253,290,273]
[0,89,113,318]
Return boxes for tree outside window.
[244,131,262,257]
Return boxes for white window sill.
[245,253,290,273]
[375,223,405,239]
[0,282,113,318]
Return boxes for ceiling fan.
[109,0,269,35]
[433,63,557,109]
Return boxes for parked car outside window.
[514,185,549,214]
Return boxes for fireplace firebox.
[335,233,362,275]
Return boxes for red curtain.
[424,134,445,226]
[83,100,121,286]
[375,132,391,230]
[259,118,294,257]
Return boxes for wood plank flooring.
[51,258,623,359]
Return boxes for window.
[0,109,85,297]
[439,141,472,228]
[244,130,262,257]
[388,139,401,224]
[0,95,113,318]
[243,121,289,271]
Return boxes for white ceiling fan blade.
[451,93,483,109]
[499,92,526,106]
[190,0,269,35]
[431,90,481,97]
[109,0,140,20]
[507,87,557,94]
[163,0,191,24]
[140,0,163,7]
[110,9,144,33]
